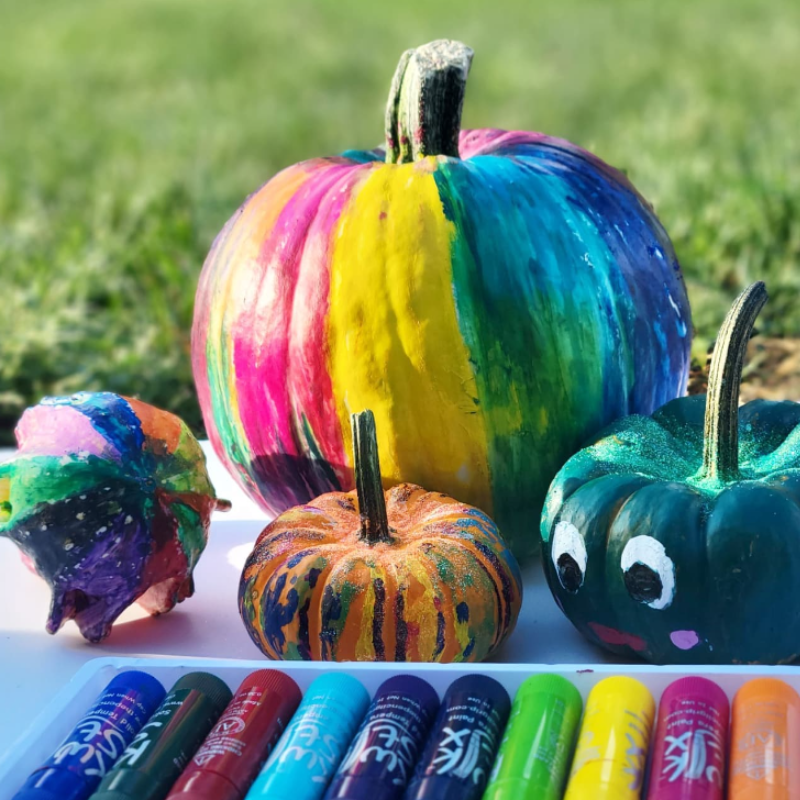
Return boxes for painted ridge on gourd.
[238,409,523,662]
[541,282,800,665]
[193,39,691,560]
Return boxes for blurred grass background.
[1,0,799,444]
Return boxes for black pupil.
[624,562,663,603]
[557,554,583,593]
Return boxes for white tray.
[4,655,800,800]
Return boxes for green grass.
[2,0,799,445]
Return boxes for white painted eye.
[621,536,676,610]
[551,521,587,594]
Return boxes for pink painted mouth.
[589,622,647,652]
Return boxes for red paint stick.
[166,669,302,800]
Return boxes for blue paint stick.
[244,673,370,800]
[12,670,165,800]
[323,675,439,800]
[404,675,510,800]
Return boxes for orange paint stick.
[728,678,800,799]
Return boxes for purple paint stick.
[404,675,510,800]
[323,675,439,800]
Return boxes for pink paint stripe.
[287,164,376,488]
[231,160,362,507]
[17,405,120,460]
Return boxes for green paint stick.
[482,674,582,800]
[90,672,232,800]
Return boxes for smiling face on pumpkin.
[542,395,800,664]
[540,283,800,665]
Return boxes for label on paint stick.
[192,686,282,765]
[264,701,345,785]
[338,690,432,787]
[46,687,154,780]
[569,705,652,793]
[114,689,196,772]
[732,700,790,780]
[420,693,504,785]
[622,708,651,792]
[658,698,725,787]
[519,696,571,776]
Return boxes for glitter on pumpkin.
[239,482,522,662]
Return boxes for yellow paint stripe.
[0,476,10,524]
[327,158,491,508]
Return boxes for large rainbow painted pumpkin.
[239,410,522,662]
[193,40,692,559]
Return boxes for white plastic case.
[3,656,800,800]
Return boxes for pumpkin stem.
[384,40,473,164]
[698,281,768,483]
[351,410,391,544]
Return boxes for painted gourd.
[541,282,800,664]
[0,392,229,642]
[193,39,692,560]
[239,410,522,662]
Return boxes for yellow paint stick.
[563,675,655,799]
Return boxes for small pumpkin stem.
[351,410,391,544]
[384,39,473,164]
[699,281,768,483]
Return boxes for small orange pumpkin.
[238,410,523,661]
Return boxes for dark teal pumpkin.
[541,282,800,665]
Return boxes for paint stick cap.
[374,674,439,718]
[516,673,582,711]
[587,675,654,713]
[236,669,302,708]
[735,678,800,708]
[446,674,511,708]
[660,676,729,713]
[300,673,371,723]
[106,670,166,709]
[304,672,368,702]
[171,672,233,715]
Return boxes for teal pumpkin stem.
[698,281,768,483]
[384,39,473,164]
[351,410,391,544]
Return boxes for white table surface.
[0,443,621,753]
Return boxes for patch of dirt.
[688,337,800,402]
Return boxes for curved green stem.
[384,39,473,164]
[351,410,391,544]
[698,281,768,483]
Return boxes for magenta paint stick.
[646,677,729,800]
